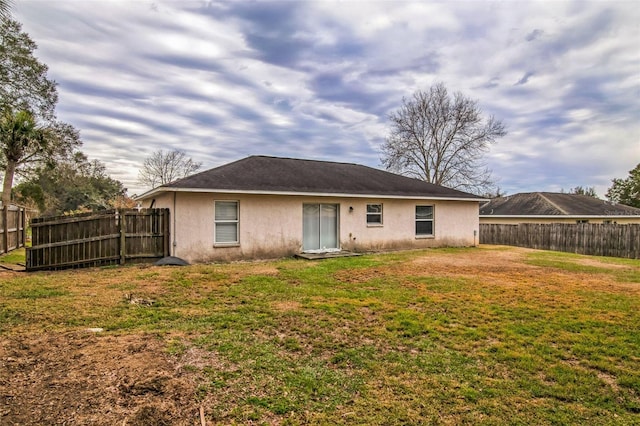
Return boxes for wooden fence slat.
[29,233,121,250]
[26,255,122,271]
[26,208,170,271]
[480,223,639,259]
[1,205,27,255]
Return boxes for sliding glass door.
[303,204,339,252]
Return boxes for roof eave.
[135,186,164,201]
[138,186,486,202]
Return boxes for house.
[137,156,485,263]
[480,192,640,225]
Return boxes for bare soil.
[1,331,198,425]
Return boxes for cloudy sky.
[13,0,640,196]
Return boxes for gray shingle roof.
[156,155,482,200]
[480,192,640,216]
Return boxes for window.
[415,205,434,236]
[367,203,383,225]
[215,201,239,244]
[576,219,589,224]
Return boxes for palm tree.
[1,109,44,206]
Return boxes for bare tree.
[138,149,202,189]
[381,82,506,194]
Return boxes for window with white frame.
[214,201,239,244]
[415,205,434,236]
[367,203,383,225]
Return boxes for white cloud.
[12,0,640,198]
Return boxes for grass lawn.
[0,247,25,266]
[0,246,639,425]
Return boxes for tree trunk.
[1,160,16,207]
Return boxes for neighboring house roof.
[138,155,483,201]
[480,192,640,217]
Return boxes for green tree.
[0,18,70,205]
[381,82,506,194]
[606,163,640,208]
[14,151,126,215]
[0,1,12,24]
[0,109,79,206]
[0,109,42,206]
[563,186,599,198]
[11,178,43,210]
[0,19,57,119]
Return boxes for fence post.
[1,206,7,255]
[119,210,126,265]
[20,207,25,249]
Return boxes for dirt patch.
[0,331,199,425]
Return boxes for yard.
[1,246,638,425]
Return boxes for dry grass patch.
[272,300,302,311]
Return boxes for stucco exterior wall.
[338,198,478,252]
[480,217,640,225]
[143,192,480,263]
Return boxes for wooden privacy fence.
[1,205,26,255]
[26,208,170,271]
[480,223,640,259]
